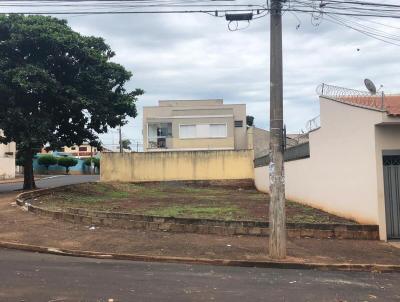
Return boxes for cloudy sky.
[27,1,400,150]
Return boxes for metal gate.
[383,155,400,239]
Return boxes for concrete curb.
[0,241,399,273]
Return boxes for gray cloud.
[56,4,400,147]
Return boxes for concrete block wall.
[101,150,254,182]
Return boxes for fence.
[317,83,386,111]
[253,142,310,168]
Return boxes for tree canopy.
[37,154,58,173]
[84,157,100,168]
[121,139,131,150]
[0,15,143,189]
[57,156,78,174]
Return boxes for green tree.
[15,149,26,167]
[57,156,78,174]
[37,154,58,174]
[246,115,255,127]
[0,15,143,189]
[121,139,131,150]
[84,157,100,172]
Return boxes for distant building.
[142,99,250,152]
[0,133,15,179]
[252,127,302,159]
[41,143,99,159]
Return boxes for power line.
[1,0,400,46]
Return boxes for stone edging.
[1,241,399,273]
[16,188,379,240]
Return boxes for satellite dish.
[364,78,377,95]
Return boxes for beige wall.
[171,116,234,150]
[101,150,254,182]
[170,137,234,150]
[159,99,223,107]
[253,127,270,158]
[232,104,248,150]
[0,140,16,180]
[0,158,15,179]
[255,97,400,240]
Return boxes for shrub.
[37,154,58,173]
[57,156,78,174]
[83,157,100,169]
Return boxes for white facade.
[255,96,400,240]
[0,135,16,179]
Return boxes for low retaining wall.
[16,189,379,240]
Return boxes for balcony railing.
[148,136,168,149]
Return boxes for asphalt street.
[1,175,399,301]
[0,248,399,302]
[0,175,99,193]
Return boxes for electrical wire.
[1,0,400,44]
[287,0,400,46]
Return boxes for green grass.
[108,191,130,199]
[36,182,356,224]
[144,205,242,220]
[42,183,133,207]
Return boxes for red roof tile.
[384,96,400,116]
[331,95,400,117]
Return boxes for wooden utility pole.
[269,0,286,259]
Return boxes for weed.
[144,205,242,220]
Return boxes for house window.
[234,120,243,128]
[79,147,87,152]
[209,124,227,137]
[179,124,197,139]
[179,124,227,139]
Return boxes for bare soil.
[1,191,400,265]
[35,182,356,224]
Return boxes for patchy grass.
[36,182,357,224]
[144,205,242,220]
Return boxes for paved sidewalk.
[0,175,99,193]
[0,176,23,184]
[0,174,55,184]
[1,191,400,265]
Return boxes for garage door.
[383,155,400,239]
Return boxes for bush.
[37,154,58,173]
[57,156,78,174]
[83,157,100,169]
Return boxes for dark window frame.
[234,120,243,128]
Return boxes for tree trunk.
[23,149,36,190]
